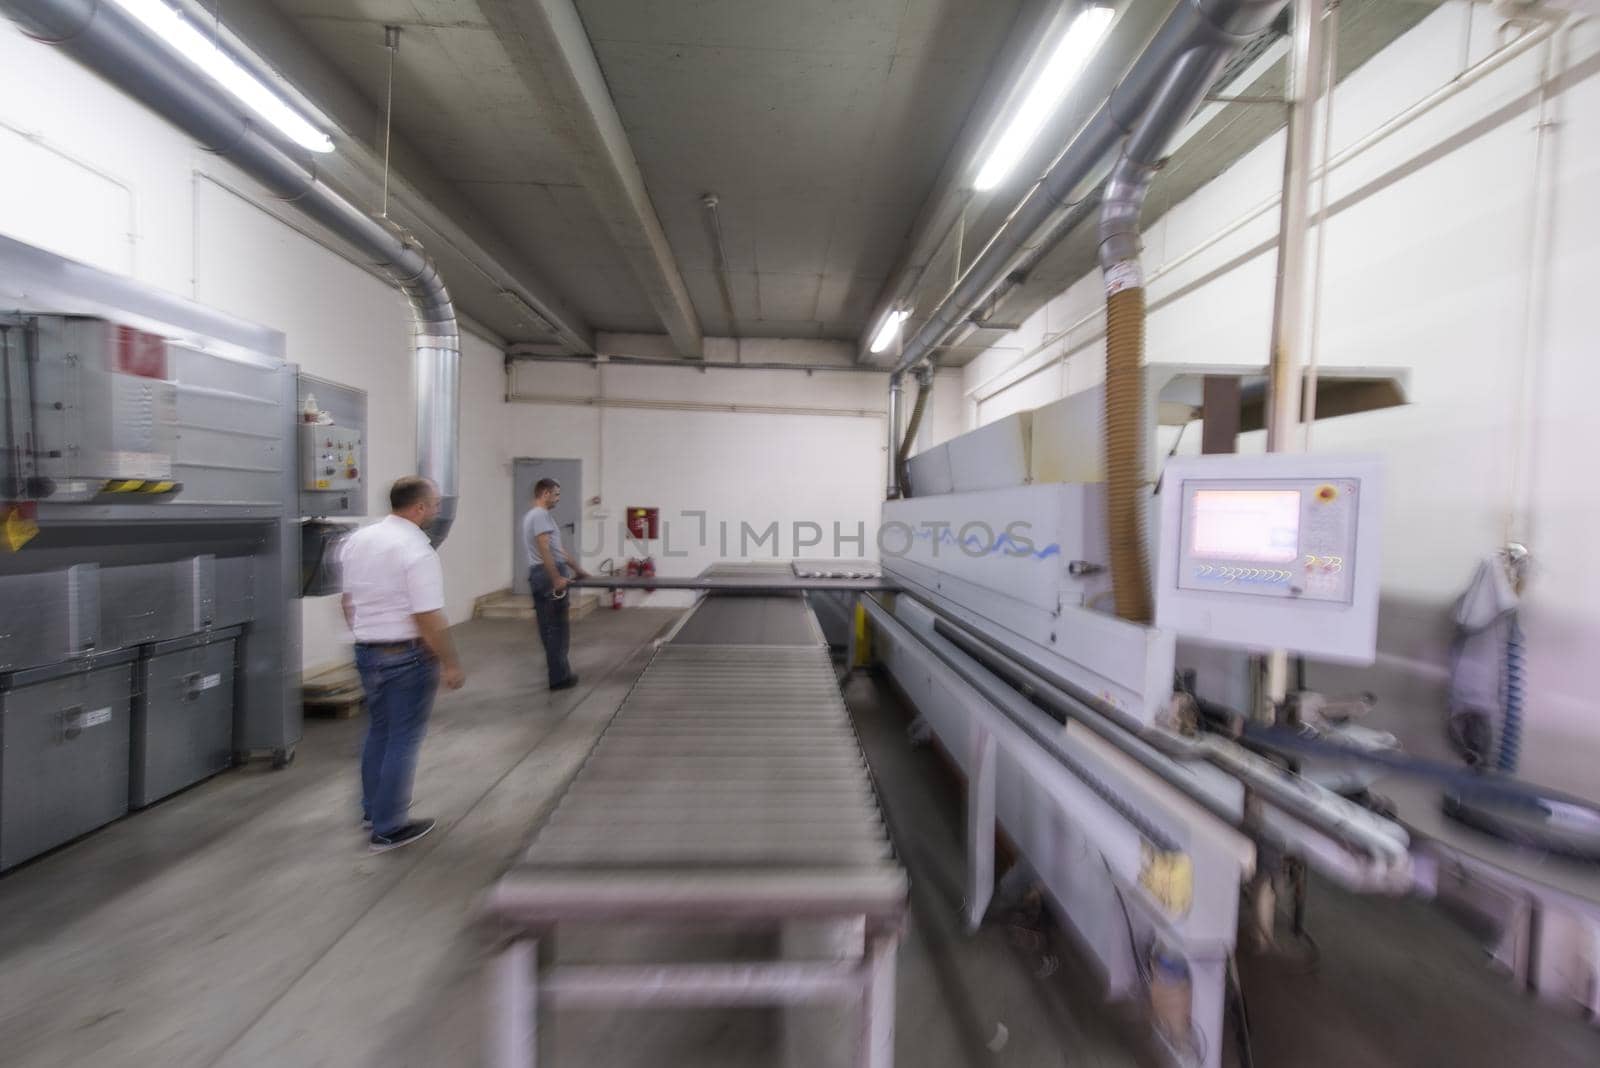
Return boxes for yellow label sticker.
[315,479,331,490]
[1139,843,1194,917]
[143,480,175,494]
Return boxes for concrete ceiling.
[266,0,1025,344]
[243,0,1435,357]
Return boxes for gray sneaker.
[369,818,436,853]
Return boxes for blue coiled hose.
[1496,614,1525,774]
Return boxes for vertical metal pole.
[1265,0,1326,454]
[1263,0,1326,721]
[965,721,998,932]
[491,939,537,1068]
[886,373,903,499]
[856,929,898,1068]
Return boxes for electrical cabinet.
[297,374,366,519]
[300,423,362,492]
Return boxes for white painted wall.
[0,19,509,674]
[959,5,1600,794]
[505,339,890,606]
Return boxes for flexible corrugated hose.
[1496,614,1525,773]
[1103,280,1153,623]
[896,371,932,495]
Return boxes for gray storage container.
[100,556,216,651]
[131,628,240,808]
[0,650,135,871]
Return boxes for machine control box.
[1157,454,1382,663]
[297,374,366,518]
[300,424,362,492]
[1176,478,1358,603]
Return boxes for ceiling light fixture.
[870,309,910,354]
[974,4,1114,192]
[110,0,335,153]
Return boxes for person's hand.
[443,663,466,690]
[553,575,569,595]
[574,568,591,581]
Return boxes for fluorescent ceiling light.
[974,4,1114,191]
[870,309,910,354]
[111,0,335,153]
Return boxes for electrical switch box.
[300,424,362,493]
[297,374,366,518]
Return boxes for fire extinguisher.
[625,558,641,578]
[640,556,656,579]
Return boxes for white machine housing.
[1156,453,1383,663]
[882,483,1177,728]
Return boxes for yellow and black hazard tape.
[102,479,179,494]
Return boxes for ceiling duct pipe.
[1097,13,1285,623]
[889,0,1288,377]
[3,0,463,544]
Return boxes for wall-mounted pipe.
[886,373,904,498]
[3,0,463,544]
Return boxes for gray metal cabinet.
[0,652,135,871]
[131,629,239,808]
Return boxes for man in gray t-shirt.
[523,478,588,690]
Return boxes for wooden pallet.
[302,664,365,719]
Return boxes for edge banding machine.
[565,395,1600,1066]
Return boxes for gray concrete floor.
[0,610,1596,1067]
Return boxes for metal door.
[512,458,582,592]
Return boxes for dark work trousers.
[529,567,572,687]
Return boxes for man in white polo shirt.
[340,476,465,853]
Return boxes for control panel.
[300,424,362,492]
[297,373,366,518]
[1156,454,1382,663]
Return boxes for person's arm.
[414,608,465,689]
[561,543,589,580]
[537,531,568,592]
[405,543,464,689]
[341,594,355,630]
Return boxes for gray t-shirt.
[523,506,572,582]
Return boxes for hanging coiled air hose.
[1496,614,1525,773]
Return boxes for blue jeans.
[355,643,438,836]
[529,567,572,687]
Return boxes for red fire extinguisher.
[640,556,656,579]
[625,558,641,578]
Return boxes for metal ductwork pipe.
[885,372,904,499]
[895,363,933,496]
[889,0,1283,376]
[1097,37,1267,623]
[3,0,463,544]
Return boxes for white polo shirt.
[340,514,445,642]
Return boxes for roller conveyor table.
[482,592,908,1068]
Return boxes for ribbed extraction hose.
[896,372,932,495]
[1103,280,1153,623]
[1496,614,1525,773]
